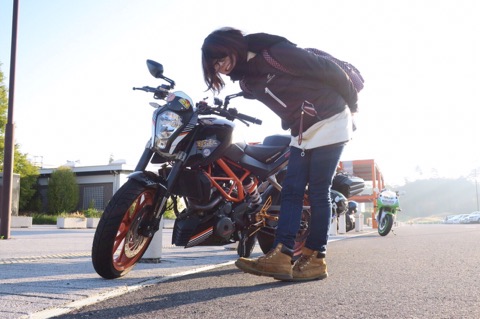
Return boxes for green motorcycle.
[376,189,401,236]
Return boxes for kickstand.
[391,228,397,236]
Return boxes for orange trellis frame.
[339,159,384,228]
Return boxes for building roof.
[39,163,135,177]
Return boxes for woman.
[201,27,359,281]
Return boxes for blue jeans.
[272,143,345,254]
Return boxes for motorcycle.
[346,201,359,232]
[330,173,365,232]
[91,60,363,279]
[91,60,311,279]
[376,189,401,236]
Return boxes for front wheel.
[378,213,393,236]
[92,179,158,279]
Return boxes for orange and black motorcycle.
[91,60,309,279]
[91,60,362,279]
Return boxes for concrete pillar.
[355,212,363,232]
[338,214,346,234]
[329,217,337,236]
[140,218,164,263]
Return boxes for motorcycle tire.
[256,173,283,256]
[256,193,311,258]
[346,215,354,232]
[257,227,275,255]
[378,213,393,236]
[92,179,157,279]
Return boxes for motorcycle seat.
[262,134,291,146]
[244,134,290,164]
[225,135,290,165]
[244,144,288,164]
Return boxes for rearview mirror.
[146,60,164,79]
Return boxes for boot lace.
[295,254,314,271]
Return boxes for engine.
[171,201,248,248]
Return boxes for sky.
[0,0,479,186]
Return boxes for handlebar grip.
[237,113,262,125]
[132,86,157,92]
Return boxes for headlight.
[154,111,183,150]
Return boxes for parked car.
[445,214,468,224]
[445,215,460,224]
[444,215,457,224]
[467,212,480,224]
[459,214,471,224]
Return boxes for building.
[38,162,134,212]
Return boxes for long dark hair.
[201,27,247,94]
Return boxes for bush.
[47,166,79,214]
[84,208,102,218]
[58,211,85,219]
[32,213,57,225]
[163,209,175,219]
[163,197,185,219]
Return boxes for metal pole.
[476,169,479,211]
[1,0,19,239]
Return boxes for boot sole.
[234,260,293,280]
[286,272,328,282]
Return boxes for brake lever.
[238,119,250,127]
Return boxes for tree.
[0,64,39,210]
[47,166,79,214]
[0,65,8,152]
[14,150,39,210]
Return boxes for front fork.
[377,208,395,224]
[376,208,383,223]
[131,148,186,237]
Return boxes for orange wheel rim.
[112,190,155,271]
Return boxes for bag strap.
[262,48,364,92]
[305,48,364,91]
[262,50,298,76]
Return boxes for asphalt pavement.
[57,223,480,319]
[0,220,373,319]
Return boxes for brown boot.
[235,243,293,280]
[291,247,328,281]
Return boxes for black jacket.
[236,33,358,136]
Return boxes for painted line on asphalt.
[1,245,180,265]
[25,261,235,319]
[0,252,91,264]
[329,229,377,242]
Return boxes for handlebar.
[132,86,157,93]
[196,101,262,126]
[133,85,170,99]
[133,85,262,125]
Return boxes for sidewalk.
[0,222,372,319]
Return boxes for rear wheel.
[256,186,311,258]
[92,179,157,279]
